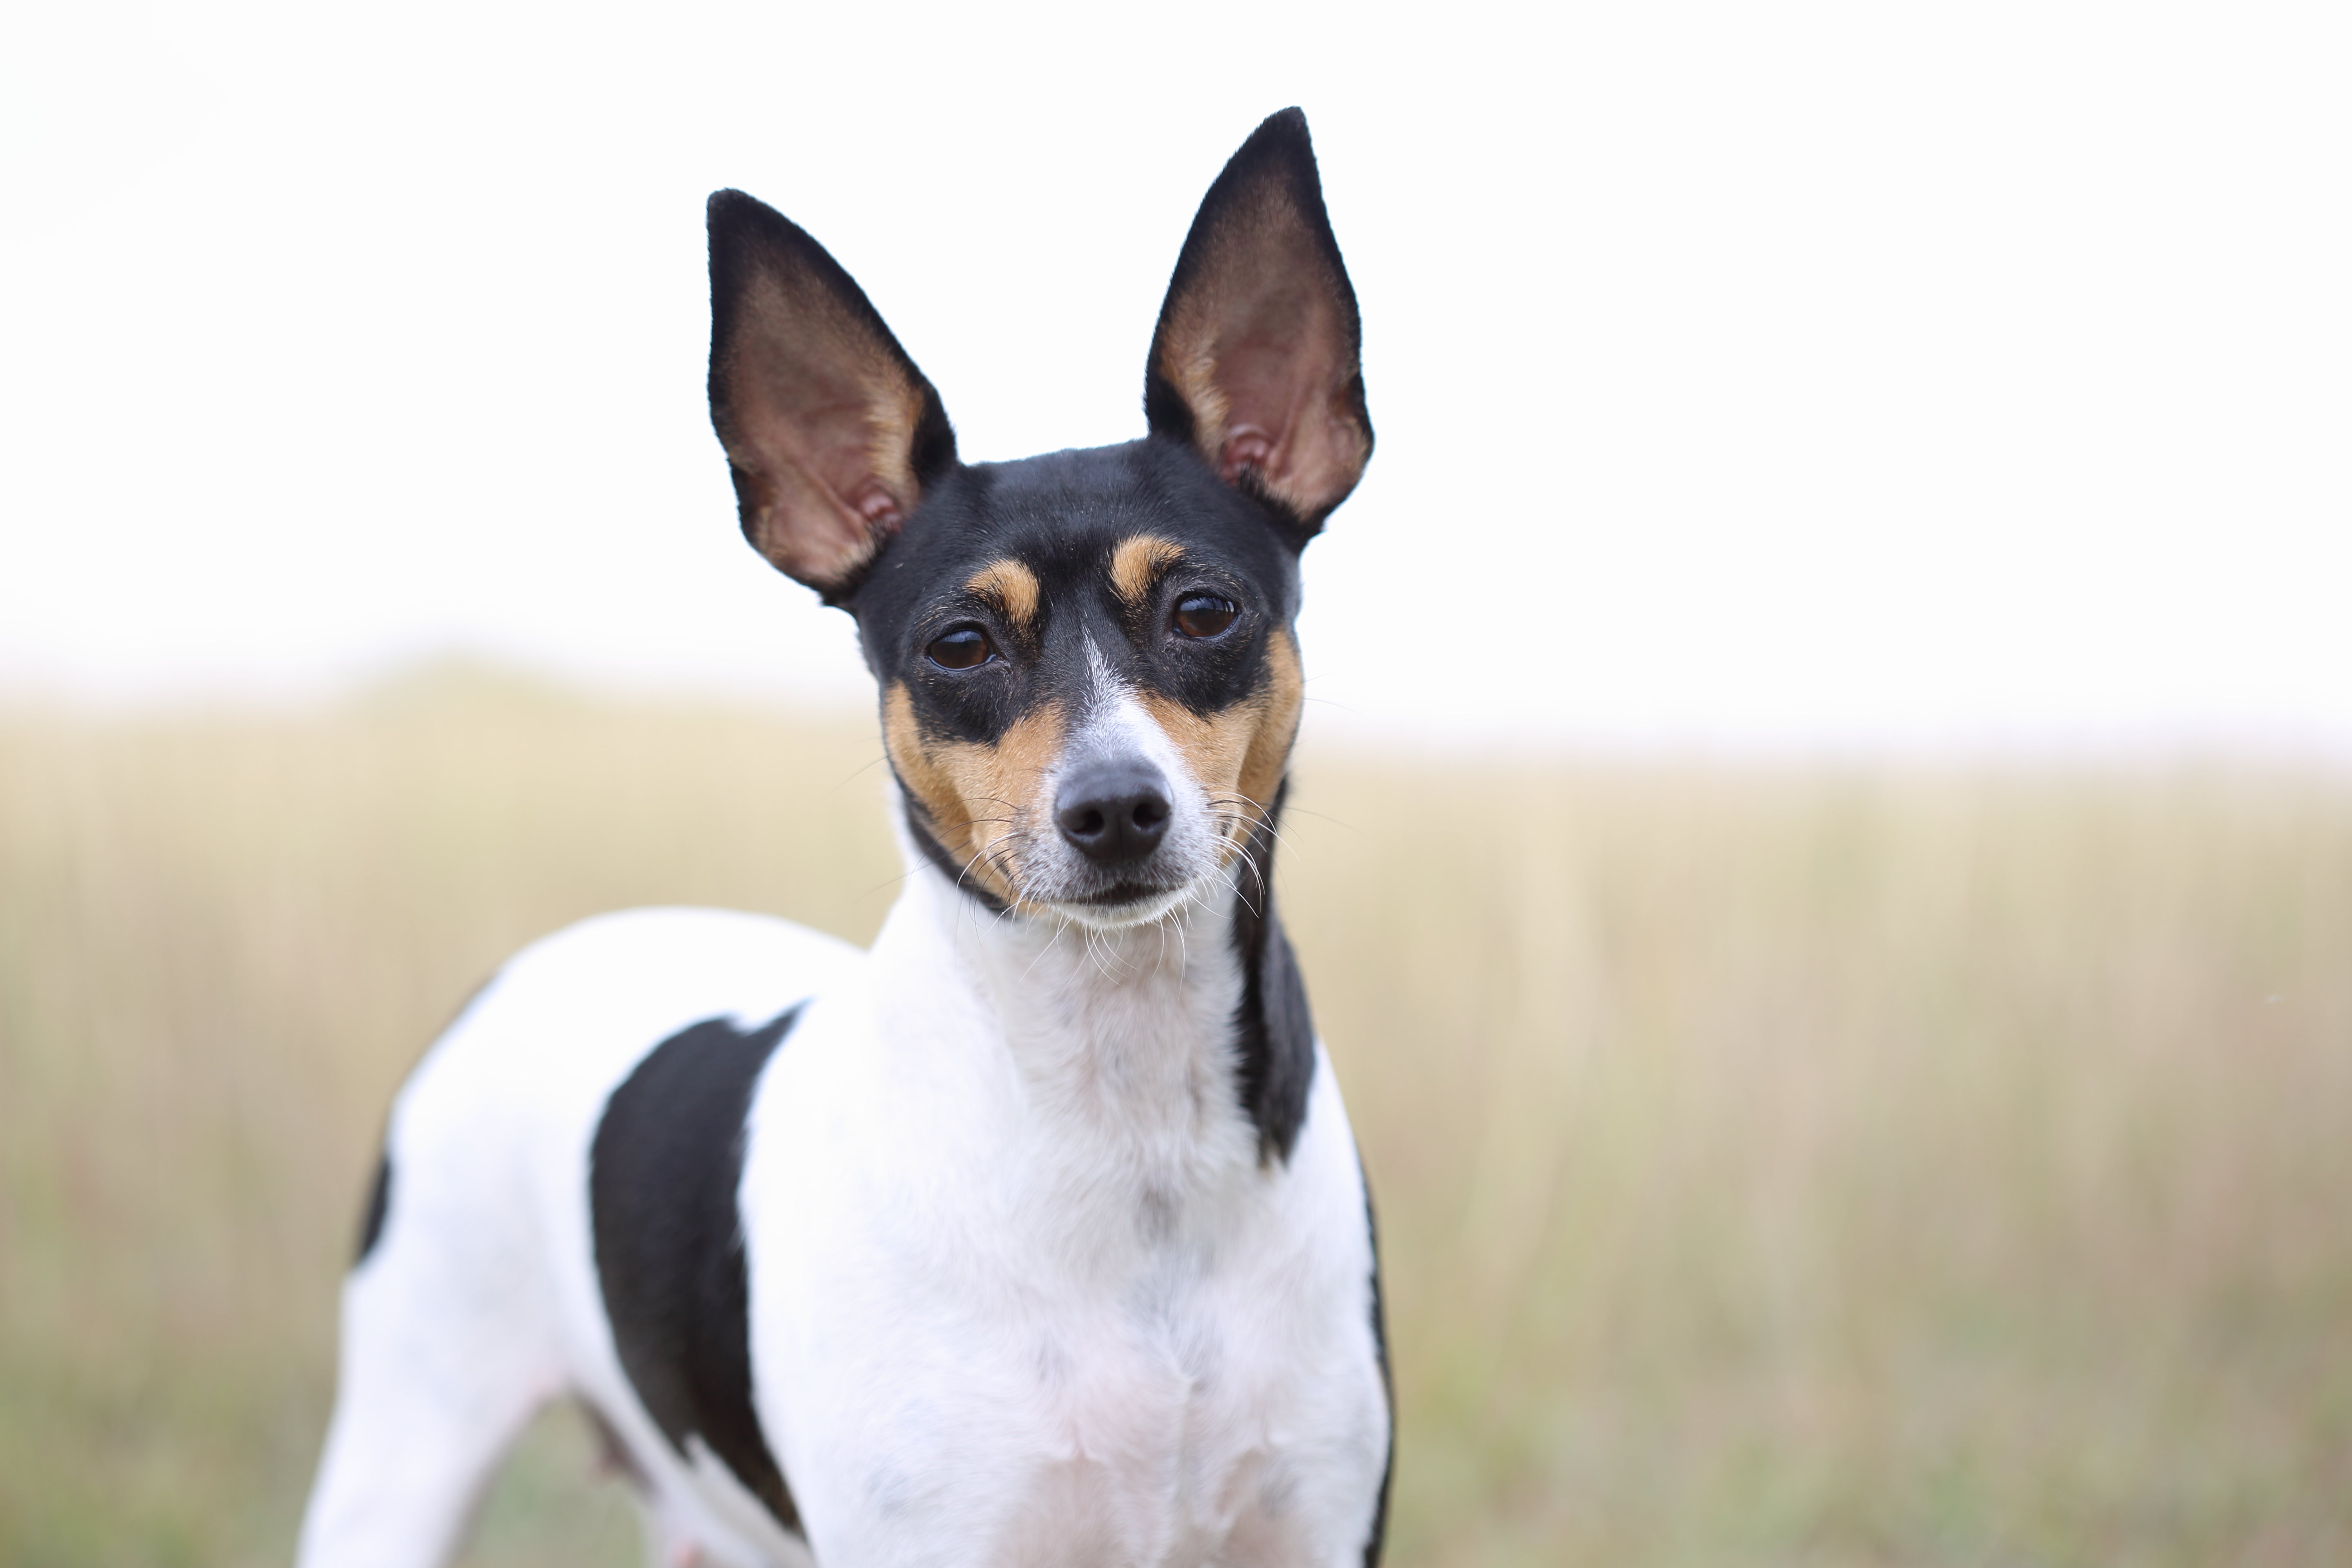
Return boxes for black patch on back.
[591,1009,804,1532]
[353,1148,392,1266]
[1229,784,1316,1163]
[1363,1177,1394,1566]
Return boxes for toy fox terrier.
[299,107,1390,1568]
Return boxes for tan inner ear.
[1137,629,1304,852]
[884,682,1067,905]
[720,266,931,591]
[1152,183,1369,523]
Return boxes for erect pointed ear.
[1145,109,1371,539]
[708,190,957,602]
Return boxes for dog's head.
[707,109,1369,927]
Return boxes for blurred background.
[2,2,2348,1564]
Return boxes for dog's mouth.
[1069,880,1179,906]
[1035,878,1198,930]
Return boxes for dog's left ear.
[1146,108,1372,539]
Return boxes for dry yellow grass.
[2,668,2348,1565]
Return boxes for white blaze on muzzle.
[1025,641,1229,925]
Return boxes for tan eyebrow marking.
[964,559,1040,632]
[1109,534,1184,608]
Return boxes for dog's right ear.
[708,191,956,602]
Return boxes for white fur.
[298,799,1388,1566]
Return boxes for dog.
[297,107,1390,1568]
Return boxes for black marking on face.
[859,440,1298,724]
[1228,785,1316,1164]
[353,1147,392,1266]
[1363,1177,1393,1567]
[591,1009,804,1533]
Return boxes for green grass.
[3,670,2348,1564]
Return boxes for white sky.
[3,2,2346,754]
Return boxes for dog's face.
[851,444,1306,923]
[706,110,1370,926]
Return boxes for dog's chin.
[1036,879,1204,932]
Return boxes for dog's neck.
[874,804,1312,1208]
[912,853,1249,1128]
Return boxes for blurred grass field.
[2,668,2349,1566]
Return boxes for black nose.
[1055,762,1173,866]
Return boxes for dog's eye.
[1173,594,1238,640]
[925,626,996,670]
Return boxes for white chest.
[731,894,1386,1567]
[755,1167,1368,1568]
[944,1242,1315,1567]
